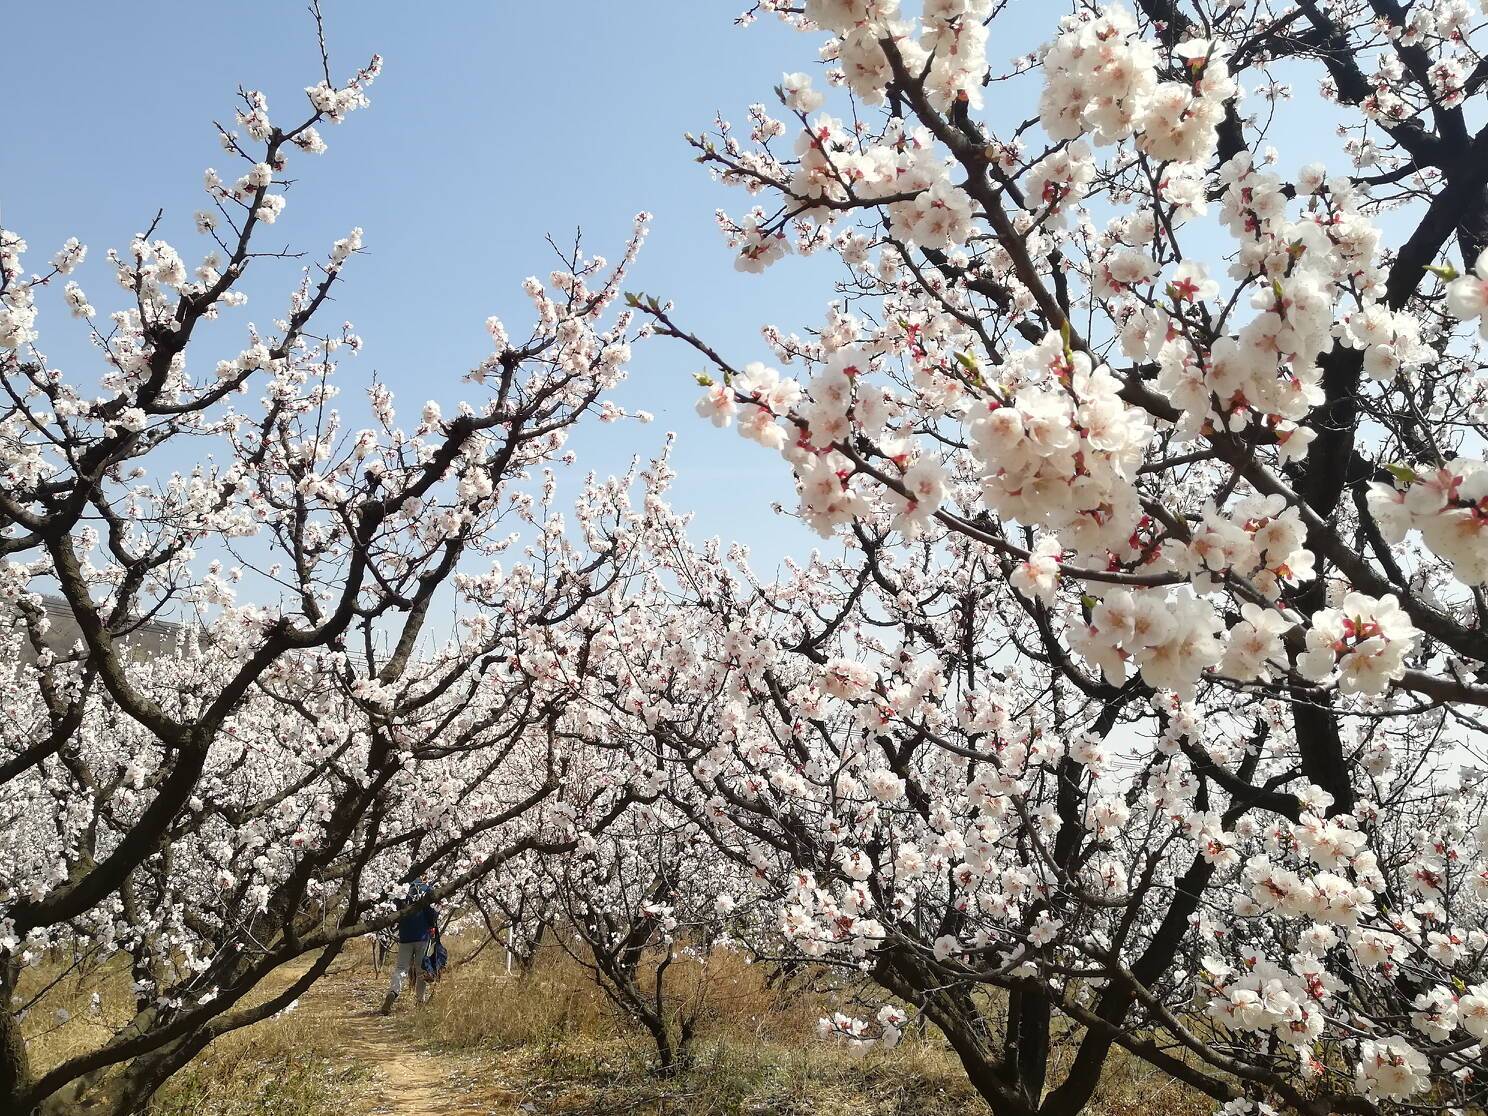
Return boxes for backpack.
[422,936,449,981]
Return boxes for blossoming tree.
[0,18,655,1113]
[625,1,1488,1112]
[547,802,728,1075]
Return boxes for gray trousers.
[388,940,429,1002]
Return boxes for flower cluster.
[1041,7,1234,163]
[1369,460,1488,586]
[1296,593,1420,696]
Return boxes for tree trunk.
[1,1009,31,1115]
[875,951,1037,1116]
[648,1018,679,1077]
[34,1029,210,1116]
[1005,981,1052,1108]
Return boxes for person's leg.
[393,943,413,995]
[412,941,430,1005]
[381,942,414,1014]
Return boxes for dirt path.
[284,956,503,1116]
[339,1013,481,1116]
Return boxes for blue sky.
[3,1,882,572]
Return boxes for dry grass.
[416,939,1208,1116]
[16,949,370,1116]
[421,941,826,1053]
[146,1008,371,1116]
[14,937,1211,1116]
[16,951,140,1077]
[457,1033,984,1116]
[420,944,982,1116]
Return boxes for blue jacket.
[397,883,438,943]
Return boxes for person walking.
[380,878,439,1015]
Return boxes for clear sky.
[2,1,885,572]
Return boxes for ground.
[22,943,1202,1115]
[146,946,998,1116]
[252,955,509,1116]
[333,994,488,1116]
